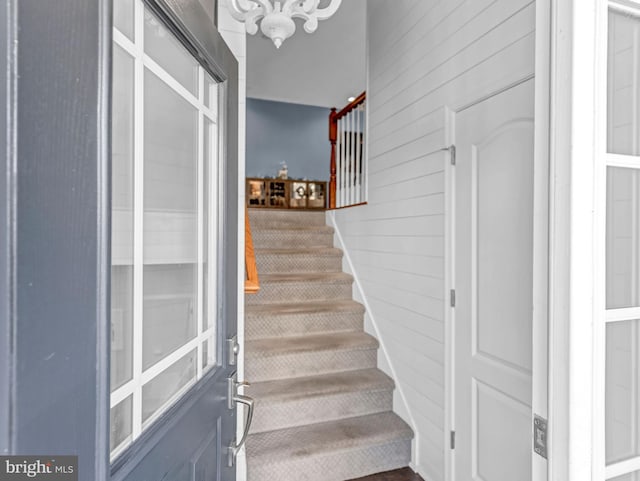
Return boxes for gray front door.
[109,1,240,480]
[1,1,239,480]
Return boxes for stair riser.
[252,230,334,249]
[246,349,377,382]
[245,310,364,340]
[249,210,326,228]
[250,389,393,434]
[246,281,352,305]
[247,439,412,481]
[255,253,342,274]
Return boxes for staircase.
[245,208,413,481]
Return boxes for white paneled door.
[454,80,536,481]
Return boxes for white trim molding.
[548,0,603,480]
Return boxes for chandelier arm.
[227,0,251,17]
[227,0,270,35]
[302,0,319,11]
[252,0,274,14]
[281,0,297,13]
[282,0,317,15]
[289,0,341,33]
[236,0,258,11]
[294,14,318,34]
[244,9,265,35]
[310,0,342,20]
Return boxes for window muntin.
[110,0,221,459]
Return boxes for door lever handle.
[227,394,255,467]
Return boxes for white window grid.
[110,0,220,459]
[597,2,640,479]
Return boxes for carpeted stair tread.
[250,368,394,403]
[247,273,354,306]
[245,299,364,317]
[258,272,353,283]
[255,247,342,256]
[255,247,343,274]
[246,331,378,358]
[245,300,365,340]
[254,225,334,233]
[246,411,413,461]
[248,209,327,228]
[248,370,394,434]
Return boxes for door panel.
[110,0,239,480]
[455,80,534,481]
[2,0,237,479]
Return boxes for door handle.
[226,374,255,467]
[228,394,254,466]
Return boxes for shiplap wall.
[331,1,536,479]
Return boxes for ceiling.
[246,0,367,108]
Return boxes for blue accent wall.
[246,98,330,181]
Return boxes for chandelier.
[226,0,343,49]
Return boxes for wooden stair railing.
[245,206,260,294]
[329,91,366,209]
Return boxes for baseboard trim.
[327,210,420,472]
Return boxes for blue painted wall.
[246,98,330,181]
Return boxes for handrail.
[335,91,366,118]
[329,91,366,209]
[245,206,260,294]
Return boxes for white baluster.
[338,115,342,208]
[337,117,342,208]
[356,107,360,204]
[351,110,355,206]
[350,110,355,206]
[344,111,349,207]
[342,114,347,207]
[361,102,366,203]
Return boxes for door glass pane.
[143,69,198,369]
[144,7,199,97]
[608,8,640,155]
[110,0,223,457]
[142,350,196,423]
[111,44,135,390]
[114,0,134,40]
[606,319,640,464]
[110,396,133,454]
[143,265,197,369]
[607,167,640,308]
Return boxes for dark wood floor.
[348,467,425,481]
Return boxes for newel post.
[329,107,337,209]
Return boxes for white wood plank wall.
[332,1,535,479]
